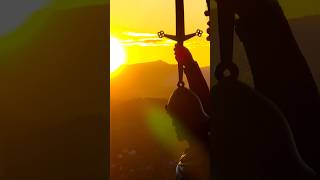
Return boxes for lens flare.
[110,37,126,74]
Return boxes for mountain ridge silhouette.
[111,60,210,101]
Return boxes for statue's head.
[166,86,209,142]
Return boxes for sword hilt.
[158,29,202,87]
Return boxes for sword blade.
[176,0,185,44]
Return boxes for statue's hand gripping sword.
[158,0,203,87]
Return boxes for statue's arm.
[174,45,211,115]
[184,60,211,116]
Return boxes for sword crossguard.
[157,29,202,42]
[196,29,203,37]
[158,31,165,38]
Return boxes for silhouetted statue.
[174,43,318,179]
[232,0,320,173]
[164,0,319,179]
[206,0,320,176]
[166,86,210,180]
[205,0,320,173]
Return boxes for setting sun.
[110,37,126,73]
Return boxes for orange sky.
[110,0,320,68]
[110,0,211,67]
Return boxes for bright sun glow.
[110,37,126,73]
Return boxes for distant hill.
[111,60,210,101]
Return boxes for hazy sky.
[111,0,211,66]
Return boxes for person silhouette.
[165,0,320,179]
[166,86,210,180]
[214,0,320,172]
[177,0,320,177]
[174,44,318,179]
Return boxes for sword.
[158,0,203,87]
